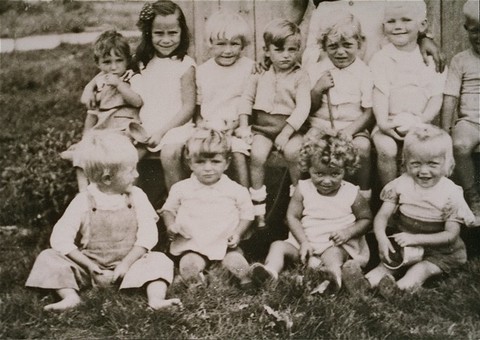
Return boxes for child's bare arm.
[114,79,143,108]
[441,95,458,132]
[373,88,403,140]
[310,71,334,113]
[392,221,461,248]
[228,219,253,248]
[287,188,311,263]
[113,245,147,281]
[341,107,374,137]
[420,94,443,124]
[418,36,446,74]
[374,201,397,263]
[330,193,372,245]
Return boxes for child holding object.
[370,1,446,188]
[27,131,180,311]
[441,0,480,225]
[195,10,255,187]
[160,128,254,288]
[63,30,145,192]
[306,10,374,200]
[250,132,372,293]
[237,19,311,227]
[365,125,475,294]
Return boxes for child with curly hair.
[250,132,372,293]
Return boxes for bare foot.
[44,295,81,311]
[148,298,182,310]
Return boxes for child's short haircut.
[317,10,364,51]
[205,10,251,47]
[263,19,301,49]
[93,30,132,65]
[80,131,138,184]
[402,124,455,176]
[463,0,480,22]
[300,132,359,176]
[384,1,427,22]
[184,128,232,161]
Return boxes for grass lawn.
[1,17,480,339]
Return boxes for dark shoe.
[250,263,277,286]
[378,274,402,301]
[341,260,370,296]
[464,187,480,226]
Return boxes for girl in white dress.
[250,132,372,292]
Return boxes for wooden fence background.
[170,0,473,65]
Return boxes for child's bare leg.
[320,246,348,289]
[222,250,250,284]
[264,241,298,275]
[231,152,250,187]
[373,132,399,188]
[146,280,182,310]
[76,168,89,192]
[179,252,208,283]
[396,261,442,291]
[283,134,304,186]
[352,136,372,191]
[44,288,81,311]
[365,263,395,288]
[161,143,186,191]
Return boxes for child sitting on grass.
[27,131,180,311]
[160,128,254,289]
[195,10,255,187]
[63,30,144,192]
[365,125,475,295]
[441,0,480,225]
[237,19,311,228]
[370,1,446,188]
[250,132,372,293]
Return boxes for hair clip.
[139,2,155,22]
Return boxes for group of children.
[27,0,479,311]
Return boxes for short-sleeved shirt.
[380,174,475,226]
[50,184,159,255]
[443,49,480,124]
[161,174,254,260]
[369,44,446,118]
[196,57,255,124]
[306,57,373,130]
[238,65,311,131]
[132,56,196,135]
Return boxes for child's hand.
[274,131,290,152]
[391,232,417,247]
[104,73,122,87]
[88,264,103,276]
[299,241,313,264]
[112,262,130,282]
[227,233,240,248]
[377,237,395,264]
[329,229,351,246]
[234,126,253,145]
[315,71,335,92]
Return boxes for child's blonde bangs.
[463,0,480,22]
[383,1,427,22]
[316,10,364,50]
[205,10,251,47]
[184,128,231,161]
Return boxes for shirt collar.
[383,43,421,62]
[189,174,229,190]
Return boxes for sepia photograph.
[1,0,479,338]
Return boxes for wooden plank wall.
[175,0,471,65]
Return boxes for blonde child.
[250,132,372,293]
[26,131,180,311]
[370,1,446,188]
[132,0,196,190]
[365,125,475,294]
[306,10,374,200]
[195,10,255,187]
[237,19,311,227]
[160,128,254,288]
[65,30,144,191]
[442,0,480,224]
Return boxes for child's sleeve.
[360,67,374,109]
[427,56,447,98]
[379,177,400,204]
[132,187,159,251]
[196,65,204,106]
[159,182,183,216]
[235,185,255,221]
[369,52,390,97]
[286,70,311,131]
[238,73,259,116]
[129,73,144,100]
[444,184,476,227]
[49,194,88,255]
[443,54,462,98]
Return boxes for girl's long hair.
[134,0,190,70]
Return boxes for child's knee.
[179,252,207,279]
[353,138,371,158]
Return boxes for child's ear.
[419,19,428,33]
[225,156,231,170]
[263,45,271,57]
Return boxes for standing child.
[26,131,180,311]
[306,10,374,200]
[237,19,311,227]
[196,10,255,187]
[365,125,475,294]
[64,30,144,192]
[132,0,196,190]
[160,128,255,288]
[250,132,372,293]
[370,1,446,188]
[442,0,480,225]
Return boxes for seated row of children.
[27,0,479,310]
